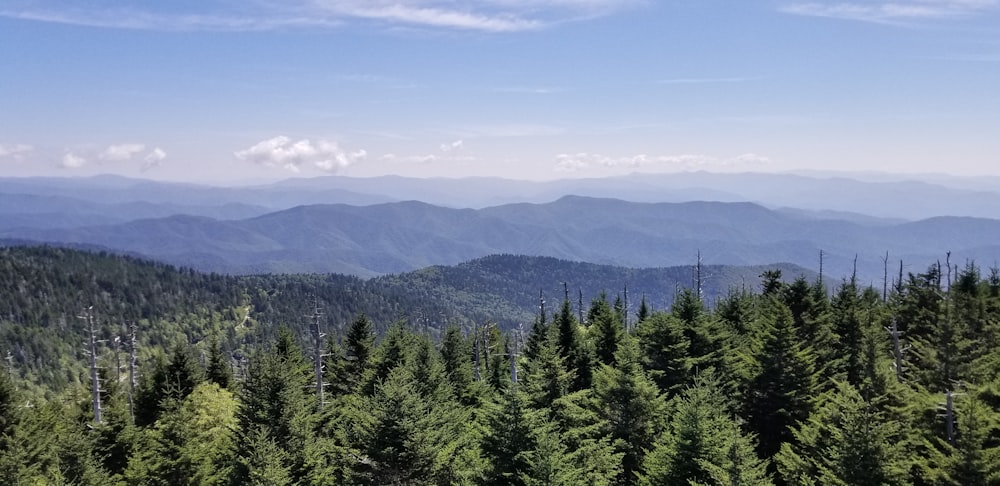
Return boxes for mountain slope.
[0,246,814,396]
[3,196,997,282]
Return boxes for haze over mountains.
[2,171,998,284]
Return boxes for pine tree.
[555,298,592,392]
[783,276,836,379]
[946,391,1000,486]
[343,313,375,394]
[590,295,625,367]
[745,297,817,462]
[523,336,573,412]
[636,311,690,396]
[440,326,476,404]
[482,386,535,486]
[592,335,664,485]
[231,336,314,483]
[641,373,772,486]
[206,335,233,390]
[776,382,910,486]
[831,278,867,386]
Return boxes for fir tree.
[590,294,625,367]
[636,311,690,396]
[745,297,817,462]
[592,335,664,485]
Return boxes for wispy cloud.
[99,143,146,161]
[657,76,762,85]
[781,0,999,24]
[0,0,641,32]
[0,143,34,160]
[440,140,464,152]
[235,136,366,173]
[54,143,166,170]
[0,8,340,32]
[61,152,86,169]
[448,124,567,138]
[143,148,167,171]
[554,152,771,172]
[380,153,477,164]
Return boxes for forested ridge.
[0,245,812,397]
[1,245,1000,484]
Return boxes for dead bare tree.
[79,306,103,424]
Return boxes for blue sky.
[1,0,998,183]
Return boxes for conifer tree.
[343,313,375,393]
[592,335,664,485]
[206,335,233,390]
[523,336,573,412]
[642,374,772,486]
[745,297,817,462]
[636,295,650,326]
[231,334,314,483]
[555,298,592,391]
[636,311,690,396]
[440,326,476,403]
[590,294,625,367]
[776,382,910,486]
[783,276,836,378]
[482,386,535,486]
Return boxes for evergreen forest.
[2,245,1000,485]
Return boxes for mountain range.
[3,186,997,283]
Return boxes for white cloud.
[143,147,167,170]
[320,3,541,32]
[781,0,998,23]
[99,143,146,161]
[440,140,464,152]
[0,0,640,32]
[61,152,86,169]
[235,136,366,173]
[382,153,439,164]
[554,152,770,172]
[729,153,771,166]
[0,144,33,160]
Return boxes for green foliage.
[4,246,1000,486]
[591,335,664,485]
[642,374,772,486]
[555,298,593,392]
[776,382,910,486]
[636,311,690,397]
[745,297,818,461]
[590,294,625,367]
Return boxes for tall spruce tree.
[745,297,818,462]
[592,335,664,485]
[636,311,690,396]
[590,295,625,367]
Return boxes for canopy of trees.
[2,245,1000,485]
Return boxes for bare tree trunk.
[79,307,102,425]
[310,301,326,409]
[127,323,137,424]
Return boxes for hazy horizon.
[2,1,999,184]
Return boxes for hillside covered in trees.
[0,245,813,397]
[2,245,1000,484]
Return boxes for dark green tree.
[555,298,592,392]
[642,374,772,486]
[343,314,375,393]
[482,386,535,486]
[206,335,233,390]
[592,335,664,485]
[636,311,690,396]
[745,297,818,462]
[590,295,625,367]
